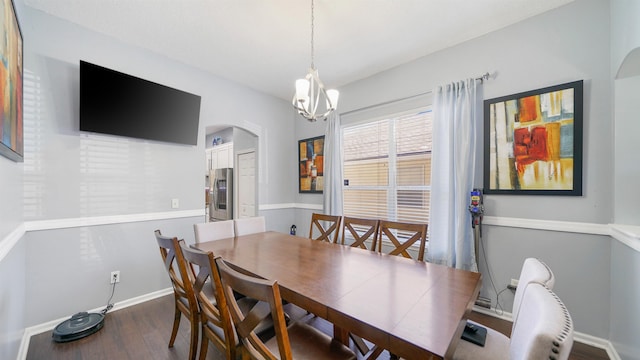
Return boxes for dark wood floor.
[27,294,609,360]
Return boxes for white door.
[237,151,256,218]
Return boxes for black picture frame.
[483,80,583,196]
[0,0,24,162]
[298,135,324,193]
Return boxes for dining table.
[194,230,482,360]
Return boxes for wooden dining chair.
[193,220,235,244]
[339,217,380,356]
[341,216,379,250]
[215,257,357,360]
[377,220,428,261]
[154,230,199,360]
[234,216,266,236]
[179,242,278,360]
[179,242,236,360]
[309,213,342,243]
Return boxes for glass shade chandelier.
[292,0,339,122]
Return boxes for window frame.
[341,105,432,248]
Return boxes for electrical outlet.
[510,278,519,287]
[111,271,120,284]
[171,198,179,209]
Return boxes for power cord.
[478,229,506,316]
[101,281,117,315]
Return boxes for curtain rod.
[340,72,491,117]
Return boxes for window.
[342,107,432,225]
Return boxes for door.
[237,151,256,218]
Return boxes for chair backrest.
[341,216,379,251]
[154,230,198,322]
[309,213,342,243]
[234,216,266,237]
[180,243,236,360]
[194,220,235,243]
[512,258,555,325]
[509,282,573,360]
[215,257,292,360]
[377,220,427,261]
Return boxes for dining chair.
[377,220,428,261]
[466,257,556,337]
[180,242,277,360]
[453,282,573,360]
[341,216,379,250]
[511,257,555,325]
[309,213,342,243]
[358,220,428,359]
[193,219,235,244]
[154,230,199,360]
[179,242,235,360]
[215,257,357,360]
[234,216,266,237]
[340,216,381,355]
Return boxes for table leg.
[333,325,349,346]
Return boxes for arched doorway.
[205,125,259,221]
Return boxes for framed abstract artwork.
[298,135,324,193]
[0,0,23,162]
[483,80,583,196]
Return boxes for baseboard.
[17,287,173,360]
[472,306,621,360]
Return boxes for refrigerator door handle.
[212,182,219,211]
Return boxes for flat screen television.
[79,60,201,146]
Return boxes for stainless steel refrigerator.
[210,168,233,221]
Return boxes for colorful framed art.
[483,80,583,196]
[298,135,324,193]
[0,0,24,162]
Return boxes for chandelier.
[292,0,339,122]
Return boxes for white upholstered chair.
[453,282,574,360]
[193,220,235,244]
[512,258,555,324]
[234,216,266,236]
[470,258,555,330]
[455,258,558,359]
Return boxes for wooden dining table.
[194,231,482,360]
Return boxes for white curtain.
[323,112,343,216]
[427,79,479,271]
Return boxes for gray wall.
[609,240,640,360]
[610,1,640,359]
[613,76,640,225]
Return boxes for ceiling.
[24,0,573,101]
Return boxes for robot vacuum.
[52,311,105,343]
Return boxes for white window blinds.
[343,108,432,225]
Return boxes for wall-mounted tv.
[79,60,201,146]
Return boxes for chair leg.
[198,325,209,360]
[198,328,209,360]
[188,316,199,360]
[168,302,181,347]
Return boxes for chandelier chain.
[310,0,315,69]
